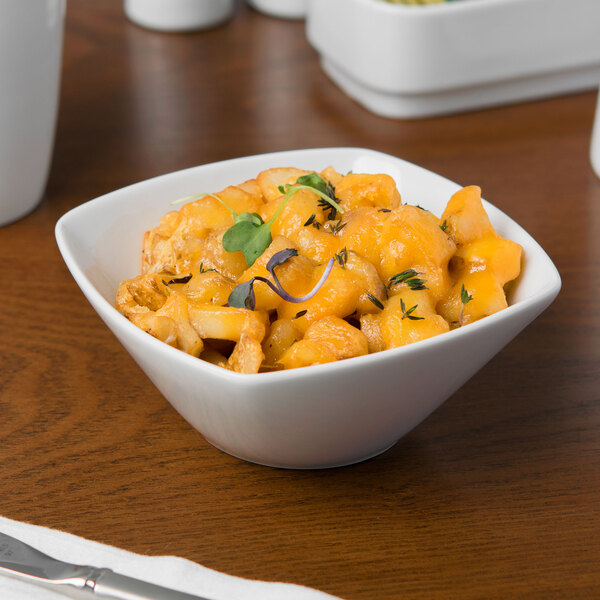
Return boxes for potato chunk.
[304,316,368,360]
[379,205,456,302]
[256,167,309,202]
[184,270,235,306]
[227,334,264,374]
[278,340,337,370]
[277,263,363,333]
[116,273,169,316]
[361,289,448,351]
[441,186,495,246]
[451,235,522,287]
[188,303,268,342]
[262,318,302,366]
[279,316,368,370]
[437,271,508,327]
[153,293,204,356]
[335,173,401,211]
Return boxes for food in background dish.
[116,167,521,373]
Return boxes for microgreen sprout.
[278,173,344,218]
[388,269,428,291]
[400,299,424,321]
[176,174,344,268]
[171,192,272,267]
[440,220,449,232]
[459,284,473,327]
[228,248,335,311]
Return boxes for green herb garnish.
[366,291,384,310]
[400,299,424,321]
[199,263,216,274]
[330,219,346,235]
[388,269,428,291]
[459,284,473,327]
[304,213,317,227]
[279,173,344,219]
[334,247,348,269]
[440,220,449,232]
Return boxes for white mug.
[0,0,66,226]
[124,0,236,32]
[591,90,600,179]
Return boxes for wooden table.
[2,2,599,598]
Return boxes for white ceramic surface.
[55,148,561,469]
[306,0,600,118]
[591,89,600,179]
[0,0,65,226]
[124,0,236,32]
[247,0,307,19]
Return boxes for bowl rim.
[55,146,561,386]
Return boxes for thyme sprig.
[228,248,335,311]
[400,299,424,321]
[334,247,348,268]
[330,219,346,235]
[388,269,428,291]
[365,291,384,310]
[459,284,473,327]
[199,263,216,274]
[304,213,317,227]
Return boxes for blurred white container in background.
[591,90,600,179]
[0,0,65,226]
[125,0,236,32]
[247,0,307,19]
[306,0,600,119]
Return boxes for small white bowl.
[247,0,307,20]
[124,0,236,32]
[306,0,600,118]
[55,148,560,469]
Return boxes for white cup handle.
[591,90,600,179]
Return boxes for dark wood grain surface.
[1,1,599,598]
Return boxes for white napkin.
[0,516,342,600]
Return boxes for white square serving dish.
[55,148,560,469]
[306,0,600,118]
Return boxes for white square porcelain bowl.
[55,148,560,469]
[306,0,600,118]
